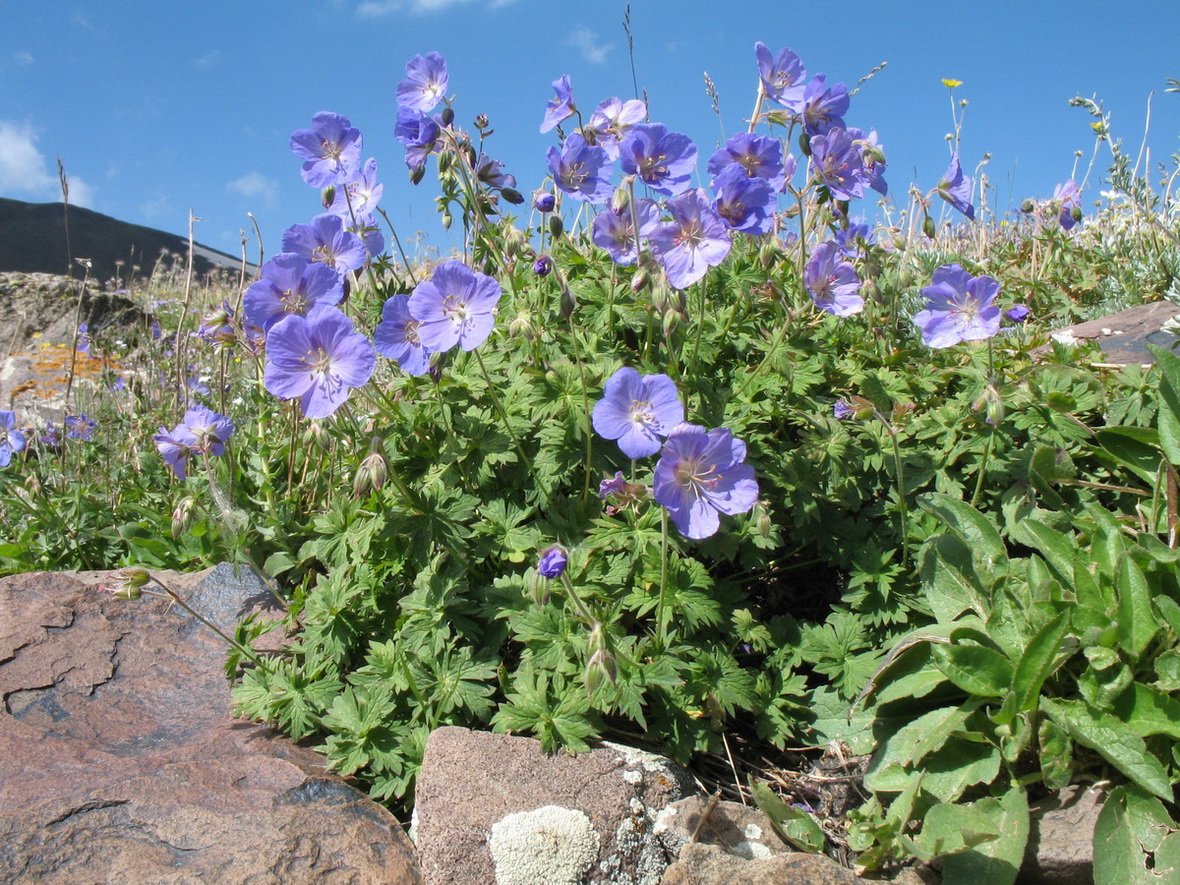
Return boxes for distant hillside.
[0,197,249,285]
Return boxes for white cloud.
[13,51,34,65]
[0,120,94,208]
[226,172,277,207]
[356,0,518,16]
[569,25,612,64]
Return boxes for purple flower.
[534,191,556,212]
[755,43,807,111]
[540,75,577,133]
[197,302,236,348]
[937,153,975,221]
[474,153,516,189]
[537,545,568,579]
[805,242,864,317]
[809,129,866,202]
[264,305,376,419]
[1052,179,1082,230]
[712,164,775,235]
[345,212,386,259]
[619,123,698,196]
[396,52,449,113]
[64,413,96,442]
[798,75,849,136]
[289,112,362,188]
[833,401,855,420]
[374,293,431,376]
[76,323,90,353]
[1005,304,1031,323]
[0,410,26,467]
[592,367,684,459]
[847,128,888,196]
[547,133,614,204]
[913,264,1001,348]
[584,97,647,160]
[182,405,235,455]
[832,220,872,260]
[153,424,197,479]
[329,157,383,216]
[653,424,759,540]
[395,107,441,172]
[591,198,659,266]
[534,256,553,276]
[281,213,368,278]
[707,132,787,191]
[244,253,344,331]
[648,188,732,289]
[408,259,502,353]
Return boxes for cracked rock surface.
[0,568,422,884]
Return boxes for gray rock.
[1047,301,1180,365]
[413,726,696,885]
[655,795,794,863]
[0,568,421,884]
[660,842,863,885]
[1021,785,1104,884]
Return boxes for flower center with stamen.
[673,456,720,498]
[441,294,471,327]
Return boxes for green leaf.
[918,493,1008,587]
[1111,683,1180,740]
[1147,344,1180,465]
[1006,611,1071,719]
[865,702,976,790]
[1093,785,1175,885]
[1094,427,1163,485]
[750,779,826,853]
[1116,556,1158,661]
[940,787,1029,885]
[1041,698,1173,801]
[1009,519,1079,590]
[905,800,1000,862]
[920,535,990,624]
[932,644,1013,698]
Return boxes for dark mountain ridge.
[0,197,249,285]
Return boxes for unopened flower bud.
[630,267,650,294]
[973,385,1005,426]
[501,187,524,205]
[321,185,336,211]
[353,450,388,498]
[758,239,779,269]
[610,186,630,215]
[441,209,453,230]
[304,421,331,450]
[765,110,790,127]
[755,500,773,541]
[1020,198,1036,214]
[585,621,617,693]
[437,151,452,173]
[534,192,556,213]
[440,106,455,127]
[1005,304,1030,323]
[922,215,936,239]
[474,112,488,130]
[560,284,577,320]
[1070,205,1083,223]
[525,569,550,606]
[534,256,553,276]
[172,495,198,539]
[538,545,568,579]
[103,567,151,600]
[509,310,538,341]
[549,215,564,238]
[661,308,681,338]
[798,132,812,157]
[409,165,426,185]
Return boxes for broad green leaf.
[1041,698,1173,801]
[1009,519,1078,590]
[940,787,1029,885]
[865,702,976,789]
[905,800,1000,862]
[1038,717,1073,790]
[1155,595,1180,637]
[1111,683,1180,740]
[920,535,990,623]
[1147,343,1180,465]
[918,493,1007,586]
[1094,427,1163,485]
[1093,785,1174,885]
[932,644,1013,698]
[1116,556,1158,661]
[749,778,826,853]
[1008,611,1070,717]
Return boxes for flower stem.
[146,574,263,668]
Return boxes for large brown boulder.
[0,566,421,884]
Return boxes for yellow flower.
[941,78,963,89]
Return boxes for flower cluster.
[153,405,235,480]
[591,368,757,538]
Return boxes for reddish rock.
[660,842,863,885]
[1021,785,1104,884]
[1046,301,1180,365]
[414,725,696,885]
[0,567,421,884]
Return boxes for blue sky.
[3,1,1178,263]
